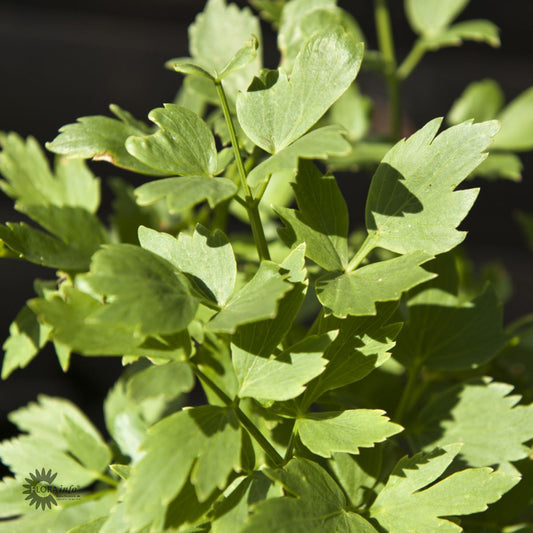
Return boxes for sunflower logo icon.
[22,468,58,510]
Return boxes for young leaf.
[135,176,237,213]
[125,104,217,176]
[188,0,262,98]
[277,0,364,71]
[492,87,533,151]
[0,133,100,213]
[206,261,291,333]
[365,118,499,255]
[218,35,260,80]
[316,251,435,317]
[405,0,469,37]
[394,285,509,371]
[123,406,241,529]
[370,443,520,533]
[0,396,111,487]
[412,379,533,467]
[46,106,163,176]
[448,79,505,125]
[80,244,198,336]
[232,334,330,402]
[298,409,402,458]
[237,29,363,153]
[242,458,379,532]
[422,19,500,49]
[276,160,349,271]
[1,305,51,379]
[139,225,236,306]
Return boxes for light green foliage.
[139,225,236,306]
[276,160,349,271]
[298,409,403,457]
[0,396,111,487]
[122,406,241,530]
[0,133,100,212]
[232,334,329,401]
[135,176,237,213]
[81,244,198,336]
[46,105,163,175]
[366,118,498,255]
[125,105,218,176]
[316,251,436,316]
[237,29,363,153]
[0,0,532,530]
[370,444,520,533]
[188,0,262,98]
[206,260,291,333]
[242,458,379,532]
[413,379,533,467]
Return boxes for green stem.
[374,0,402,141]
[346,234,377,272]
[394,359,423,424]
[95,473,119,488]
[215,80,270,261]
[191,364,283,466]
[397,40,426,80]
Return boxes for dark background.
[0,1,532,443]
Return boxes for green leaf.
[473,152,523,181]
[1,305,51,379]
[0,133,100,213]
[413,379,533,467]
[188,0,262,99]
[329,84,372,142]
[246,126,350,188]
[405,0,469,37]
[139,225,236,306]
[276,160,349,271]
[298,409,402,458]
[232,334,329,401]
[234,244,308,357]
[46,106,163,176]
[365,118,498,255]
[394,285,509,371]
[277,0,364,71]
[492,88,533,152]
[316,251,435,317]
[125,104,217,176]
[126,361,195,403]
[0,205,107,270]
[0,477,30,519]
[81,244,198,336]
[237,29,363,153]
[422,19,500,49]
[0,395,111,487]
[242,458,379,532]
[135,176,237,214]
[304,304,402,403]
[169,59,215,81]
[370,443,520,533]
[206,261,291,333]
[0,492,115,533]
[29,286,145,356]
[123,406,241,529]
[448,79,505,125]
[218,35,260,80]
[211,472,282,533]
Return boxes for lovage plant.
[1,0,533,531]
